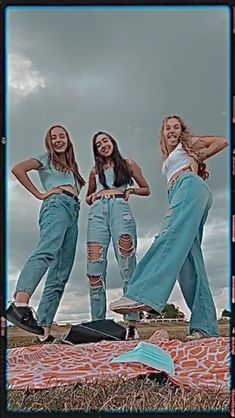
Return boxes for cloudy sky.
[6,6,230,324]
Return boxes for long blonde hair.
[159,115,209,180]
[45,125,85,188]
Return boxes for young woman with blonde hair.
[110,115,228,340]
[6,125,85,343]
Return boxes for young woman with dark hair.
[6,125,85,343]
[86,131,150,339]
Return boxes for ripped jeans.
[87,197,139,322]
[126,172,220,337]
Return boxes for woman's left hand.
[124,188,134,201]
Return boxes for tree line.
[141,305,231,320]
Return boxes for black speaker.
[63,319,127,344]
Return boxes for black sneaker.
[33,335,56,344]
[5,303,44,335]
[126,325,139,340]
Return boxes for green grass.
[6,322,230,413]
[7,379,229,413]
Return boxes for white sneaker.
[185,330,207,341]
[109,296,152,314]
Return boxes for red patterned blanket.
[7,330,229,390]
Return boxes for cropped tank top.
[162,143,191,183]
[33,153,81,192]
[95,167,129,192]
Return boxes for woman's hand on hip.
[86,192,97,205]
[38,187,64,200]
[124,188,134,201]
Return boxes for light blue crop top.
[33,153,80,192]
[95,167,129,192]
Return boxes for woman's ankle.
[14,291,30,304]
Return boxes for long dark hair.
[45,125,85,188]
[92,131,133,189]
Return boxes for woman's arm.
[192,136,228,161]
[85,168,97,205]
[124,160,150,200]
[12,159,63,200]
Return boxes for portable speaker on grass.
[63,319,127,344]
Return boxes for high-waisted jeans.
[14,193,80,327]
[125,172,220,337]
[87,197,139,322]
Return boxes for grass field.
[6,321,230,413]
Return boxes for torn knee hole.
[88,276,103,288]
[119,234,135,257]
[87,242,103,261]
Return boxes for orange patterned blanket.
[7,331,229,390]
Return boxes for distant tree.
[162,304,185,318]
[221,309,231,318]
[175,306,185,319]
[146,310,161,320]
[162,304,176,318]
[146,303,185,319]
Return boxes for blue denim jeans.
[126,172,220,337]
[87,197,139,322]
[14,193,80,327]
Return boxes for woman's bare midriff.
[167,167,192,187]
[96,188,125,197]
[60,185,79,196]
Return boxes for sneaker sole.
[5,312,44,336]
[111,304,152,314]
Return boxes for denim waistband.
[167,171,195,192]
[95,194,125,201]
[62,190,79,202]
[167,172,212,200]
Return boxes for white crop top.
[162,143,191,183]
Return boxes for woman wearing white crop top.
[5,125,85,343]
[110,115,228,340]
[86,131,150,340]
